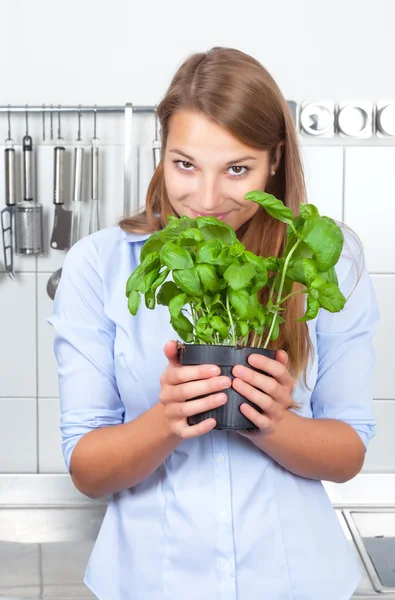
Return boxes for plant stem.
[277,289,307,305]
[226,292,237,346]
[263,239,301,347]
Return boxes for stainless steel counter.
[1,474,394,599]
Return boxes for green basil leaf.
[248,292,260,319]
[317,266,338,286]
[177,228,205,245]
[127,290,141,315]
[170,313,194,343]
[126,265,144,296]
[196,216,237,244]
[286,258,317,286]
[299,203,320,221]
[141,252,161,275]
[261,256,280,272]
[169,293,188,318]
[151,268,170,292]
[298,294,320,322]
[238,320,249,337]
[140,234,164,262]
[209,315,229,339]
[157,281,182,306]
[228,289,250,319]
[316,283,346,312]
[301,216,344,271]
[137,268,160,294]
[145,288,156,310]
[196,263,221,292]
[229,240,245,257]
[244,191,294,226]
[160,242,194,270]
[196,238,223,264]
[173,267,204,298]
[223,263,256,291]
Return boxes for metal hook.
[42,104,46,142]
[91,104,99,145]
[93,104,97,139]
[4,104,13,147]
[77,105,82,141]
[50,104,54,140]
[25,104,29,136]
[57,104,64,141]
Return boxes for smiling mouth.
[191,209,231,220]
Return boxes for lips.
[191,209,230,220]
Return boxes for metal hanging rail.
[0,103,154,216]
[0,105,156,113]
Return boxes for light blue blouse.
[48,224,380,600]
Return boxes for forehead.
[166,110,268,161]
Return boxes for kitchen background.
[0,0,395,597]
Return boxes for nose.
[197,174,221,211]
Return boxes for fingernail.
[210,366,221,375]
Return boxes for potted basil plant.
[126,191,346,430]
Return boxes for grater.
[15,134,43,255]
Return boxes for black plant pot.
[178,343,276,431]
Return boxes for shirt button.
[223,562,232,573]
[217,453,225,463]
[220,510,228,521]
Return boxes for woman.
[48,47,380,600]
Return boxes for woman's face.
[163,110,282,231]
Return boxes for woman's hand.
[232,350,296,438]
[159,340,231,439]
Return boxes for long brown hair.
[119,47,356,388]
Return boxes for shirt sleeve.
[46,237,125,473]
[310,231,380,451]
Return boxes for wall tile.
[344,147,395,273]
[363,401,395,473]
[0,272,36,396]
[38,398,67,474]
[300,146,343,221]
[37,273,59,398]
[371,275,395,400]
[0,398,37,473]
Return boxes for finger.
[161,375,231,404]
[165,363,221,386]
[163,340,181,367]
[232,364,284,404]
[173,417,217,439]
[166,391,228,419]
[239,402,275,434]
[232,377,282,421]
[247,353,294,389]
[275,349,289,366]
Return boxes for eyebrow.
[169,149,258,166]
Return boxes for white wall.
[0,0,394,474]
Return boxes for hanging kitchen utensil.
[89,106,100,234]
[47,110,85,300]
[70,107,84,246]
[15,107,43,255]
[152,105,161,171]
[50,107,72,250]
[1,108,16,279]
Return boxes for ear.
[274,140,284,171]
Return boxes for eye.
[173,160,250,177]
[173,160,195,172]
[228,166,249,177]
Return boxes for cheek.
[164,165,193,200]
